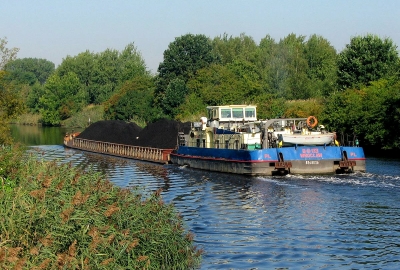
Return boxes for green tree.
[4,58,55,85]
[119,43,149,82]
[212,33,258,64]
[103,76,157,123]
[26,82,46,113]
[304,35,338,97]
[280,34,310,99]
[175,92,206,121]
[0,37,19,70]
[255,35,277,92]
[155,33,220,114]
[321,79,400,149]
[250,93,286,119]
[337,34,400,90]
[0,38,23,144]
[187,60,263,106]
[265,34,311,99]
[0,71,24,144]
[39,72,87,125]
[162,78,188,118]
[90,48,120,104]
[57,50,95,89]
[56,43,148,105]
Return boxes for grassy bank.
[0,144,201,269]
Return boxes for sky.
[1,0,399,73]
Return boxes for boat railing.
[185,140,256,150]
[68,137,173,164]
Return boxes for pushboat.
[170,105,366,176]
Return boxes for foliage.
[12,113,41,125]
[4,58,55,85]
[212,33,258,65]
[162,78,188,118]
[62,104,105,128]
[250,93,286,119]
[155,33,220,112]
[321,79,400,149]
[175,92,207,122]
[337,34,400,90]
[304,35,338,97]
[104,76,158,123]
[0,37,19,70]
[0,71,25,144]
[26,82,46,113]
[284,99,324,118]
[56,43,149,105]
[39,72,87,126]
[0,145,202,269]
[0,144,25,184]
[187,60,264,106]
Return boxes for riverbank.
[0,144,201,269]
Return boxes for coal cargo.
[77,119,191,149]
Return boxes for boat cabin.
[207,105,257,123]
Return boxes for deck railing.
[66,138,173,164]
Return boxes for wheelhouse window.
[232,108,244,119]
[245,108,255,118]
[221,109,231,118]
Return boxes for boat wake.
[258,171,400,189]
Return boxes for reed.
[62,105,105,128]
[0,144,202,269]
[12,113,41,125]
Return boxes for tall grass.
[62,105,105,128]
[12,113,41,125]
[0,145,202,269]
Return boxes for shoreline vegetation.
[12,105,106,129]
[0,144,202,269]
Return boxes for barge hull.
[64,137,173,164]
[170,146,366,176]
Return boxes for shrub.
[0,146,201,269]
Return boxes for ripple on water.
[33,146,400,269]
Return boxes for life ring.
[306,116,318,129]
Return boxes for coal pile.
[77,119,192,149]
[135,119,191,149]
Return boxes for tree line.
[1,33,400,150]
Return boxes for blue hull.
[170,146,366,176]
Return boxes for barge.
[64,105,366,176]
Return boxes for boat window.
[196,139,200,147]
[245,108,255,118]
[202,139,206,148]
[232,108,244,118]
[221,109,231,118]
[225,140,229,149]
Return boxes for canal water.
[11,125,400,269]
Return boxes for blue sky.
[1,0,399,73]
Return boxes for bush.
[62,104,105,128]
[0,145,201,269]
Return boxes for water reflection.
[10,124,81,146]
